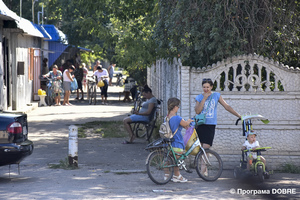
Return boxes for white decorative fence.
[147,54,300,170]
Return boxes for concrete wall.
[148,54,300,170]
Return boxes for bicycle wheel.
[257,165,264,182]
[46,88,54,106]
[134,123,147,138]
[93,85,97,105]
[195,149,223,181]
[146,150,174,185]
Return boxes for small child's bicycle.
[234,114,272,182]
[234,147,271,182]
[145,133,223,185]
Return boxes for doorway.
[2,36,10,107]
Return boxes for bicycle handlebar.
[86,75,96,82]
[243,147,271,152]
[235,118,241,125]
[43,76,59,81]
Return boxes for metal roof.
[0,1,44,38]
[0,1,17,20]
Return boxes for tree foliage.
[4,0,300,80]
[3,0,40,23]
[155,0,300,68]
[49,0,157,85]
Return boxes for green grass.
[115,172,131,175]
[48,158,78,170]
[75,121,127,138]
[78,127,86,138]
[280,163,300,174]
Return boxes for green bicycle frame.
[254,156,266,173]
[164,135,211,168]
[243,147,271,173]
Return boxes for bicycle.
[234,147,271,182]
[87,75,97,105]
[132,90,142,114]
[131,90,145,137]
[233,114,272,182]
[145,133,223,185]
[116,73,125,86]
[132,99,162,141]
[45,77,61,106]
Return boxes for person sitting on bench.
[122,85,157,144]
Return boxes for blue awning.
[35,24,52,40]
[42,25,68,44]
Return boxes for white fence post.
[68,125,78,167]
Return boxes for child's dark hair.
[142,84,152,93]
[202,78,214,86]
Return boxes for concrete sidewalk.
[9,73,130,114]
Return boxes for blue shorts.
[130,114,149,122]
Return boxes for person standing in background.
[62,65,75,106]
[82,63,88,92]
[93,60,101,72]
[74,65,84,100]
[93,65,109,105]
[107,63,115,86]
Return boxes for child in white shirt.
[241,131,266,171]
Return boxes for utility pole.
[20,0,22,17]
[32,0,38,23]
[32,0,34,23]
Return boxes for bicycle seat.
[145,138,174,150]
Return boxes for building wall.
[148,54,300,170]
[1,28,42,111]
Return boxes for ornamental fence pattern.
[148,54,300,170]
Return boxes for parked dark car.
[0,113,33,166]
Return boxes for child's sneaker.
[164,174,169,181]
[171,174,188,183]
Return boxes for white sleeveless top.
[63,69,72,82]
